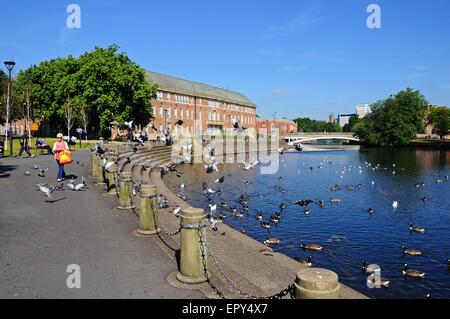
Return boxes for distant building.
[425,104,449,136]
[146,71,257,138]
[337,114,356,128]
[328,113,336,124]
[256,118,298,135]
[356,104,371,118]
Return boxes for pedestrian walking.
[52,133,70,182]
[17,135,34,158]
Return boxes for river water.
[164,147,450,299]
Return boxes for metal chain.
[202,228,296,299]
[148,195,181,236]
[197,226,226,299]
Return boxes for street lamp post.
[4,60,15,158]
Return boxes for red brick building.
[145,71,257,138]
[256,118,298,135]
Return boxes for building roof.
[256,118,296,124]
[146,71,256,108]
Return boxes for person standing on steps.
[52,133,69,182]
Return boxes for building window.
[180,108,183,119]
[186,109,189,120]
[167,93,171,101]
[159,107,163,117]
[174,108,178,118]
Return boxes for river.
[163,147,450,299]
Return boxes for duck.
[436,178,444,184]
[279,203,286,210]
[403,264,426,278]
[318,200,324,208]
[331,197,341,203]
[295,256,313,267]
[392,201,398,208]
[361,259,378,274]
[402,246,423,256]
[421,197,428,202]
[264,237,280,246]
[409,223,426,233]
[299,243,323,251]
[368,208,374,214]
[255,211,263,220]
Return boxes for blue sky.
[1,0,449,120]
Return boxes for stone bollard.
[95,157,106,185]
[294,268,341,299]
[176,208,209,284]
[106,163,119,195]
[90,153,96,178]
[134,184,160,236]
[117,172,135,210]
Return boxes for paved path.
[0,150,204,299]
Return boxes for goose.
[409,223,425,233]
[421,197,428,202]
[294,199,314,207]
[255,212,263,220]
[233,211,244,218]
[261,221,271,230]
[304,207,310,215]
[361,260,376,274]
[214,176,225,183]
[402,246,422,256]
[367,276,390,288]
[436,178,444,184]
[318,200,324,208]
[403,264,426,278]
[270,215,280,223]
[299,243,323,251]
[219,212,227,220]
[279,203,286,210]
[264,237,280,246]
[295,256,313,267]
[219,202,227,208]
[368,208,374,214]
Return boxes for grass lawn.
[1,137,94,158]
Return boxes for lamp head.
[4,61,15,71]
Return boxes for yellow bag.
[59,151,72,165]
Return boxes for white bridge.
[283,132,360,146]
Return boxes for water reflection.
[164,148,450,299]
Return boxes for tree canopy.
[14,44,157,137]
[353,88,428,146]
[294,117,341,133]
[427,106,450,139]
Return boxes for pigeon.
[172,206,182,216]
[207,188,216,194]
[204,162,219,174]
[242,160,259,171]
[124,120,134,129]
[180,183,185,189]
[24,170,31,176]
[37,183,57,199]
[76,161,85,167]
[103,159,115,171]
[38,167,48,177]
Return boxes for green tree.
[0,70,8,124]
[342,115,361,132]
[427,106,450,139]
[14,44,157,137]
[294,117,341,132]
[354,88,428,146]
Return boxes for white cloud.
[264,7,320,38]
[272,88,286,96]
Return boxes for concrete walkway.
[0,150,204,299]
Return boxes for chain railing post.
[90,152,97,178]
[176,208,209,284]
[117,171,135,210]
[134,184,160,236]
[294,268,341,299]
[95,157,106,185]
[106,163,118,195]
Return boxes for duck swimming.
[403,264,426,278]
[402,246,423,256]
[295,256,313,267]
[331,197,341,203]
[255,211,263,220]
[409,223,426,233]
[299,243,323,251]
[264,236,280,246]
